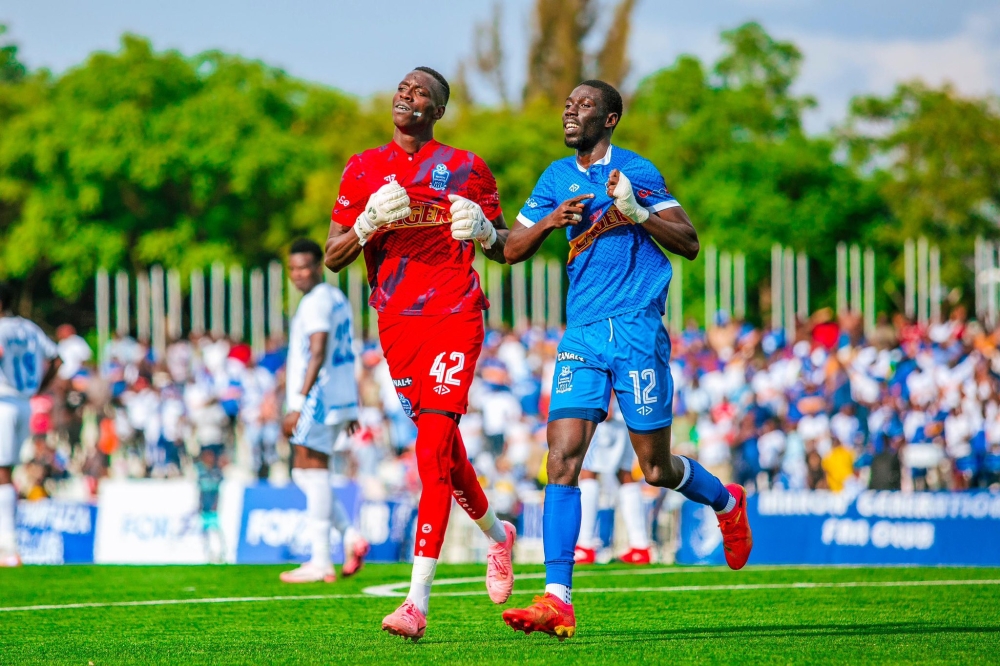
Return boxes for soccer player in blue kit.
[501,80,753,639]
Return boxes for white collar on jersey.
[575,144,613,173]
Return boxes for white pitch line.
[362,566,686,596]
[2,577,998,614]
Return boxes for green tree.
[0,25,26,83]
[842,82,1000,299]
[0,35,363,312]
[617,23,887,322]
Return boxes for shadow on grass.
[578,622,1000,642]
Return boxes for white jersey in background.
[0,317,57,400]
[0,316,58,468]
[287,282,358,427]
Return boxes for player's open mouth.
[394,104,412,113]
[564,122,580,133]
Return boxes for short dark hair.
[0,282,14,311]
[579,79,623,121]
[289,238,323,263]
[414,66,450,106]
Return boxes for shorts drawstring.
[608,318,614,342]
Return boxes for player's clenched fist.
[606,169,649,224]
[548,193,595,229]
[448,195,497,249]
[353,181,412,245]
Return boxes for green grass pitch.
[2,563,998,664]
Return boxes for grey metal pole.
[190,269,205,336]
[796,252,808,321]
[512,262,528,332]
[229,266,244,341]
[268,261,284,340]
[547,259,562,328]
[211,262,225,338]
[917,237,929,326]
[719,251,731,317]
[864,248,876,339]
[850,244,862,314]
[989,242,998,330]
[705,244,717,329]
[836,243,848,316]
[167,269,182,341]
[250,268,265,359]
[488,263,503,330]
[670,258,683,333]
[347,267,363,340]
[771,244,782,331]
[115,270,130,337]
[904,239,916,320]
[783,249,795,341]
[930,245,941,324]
[136,271,150,343]
[96,269,110,370]
[734,252,745,320]
[150,266,165,358]
[975,237,984,322]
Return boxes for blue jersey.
[517,145,680,327]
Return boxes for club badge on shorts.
[430,163,451,191]
[556,365,573,394]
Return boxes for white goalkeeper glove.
[448,194,497,249]
[353,181,412,245]
[610,171,650,224]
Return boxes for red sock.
[450,427,489,521]
[413,413,457,559]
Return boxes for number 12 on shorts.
[628,369,657,415]
[430,352,465,394]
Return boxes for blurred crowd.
[15,304,1000,507]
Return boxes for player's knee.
[547,446,584,485]
[641,461,681,489]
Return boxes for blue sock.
[543,484,581,588]
[675,456,732,513]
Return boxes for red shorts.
[378,311,484,418]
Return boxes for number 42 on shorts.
[430,352,465,395]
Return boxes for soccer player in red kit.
[325,67,516,641]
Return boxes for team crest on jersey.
[430,163,451,191]
[397,392,414,418]
[556,365,574,394]
[569,183,580,193]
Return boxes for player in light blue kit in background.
[501,80,753,638]
[0,282,61,567]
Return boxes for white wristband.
[480,225,497,250]
[287,393,306,413]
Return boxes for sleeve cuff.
[645,200,681,214]
[287,393,306,413]
[516,213,537,228]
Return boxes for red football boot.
[502,593,576,640]
[717,483,753,570]
[619,547,651,564]
[574,545,596,564]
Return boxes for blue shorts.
[549,304,674,433]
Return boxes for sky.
[2,0,999,133]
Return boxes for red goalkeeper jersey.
[331,139,502,316]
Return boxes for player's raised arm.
[606,168,699,261]
[504,194,594,264]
